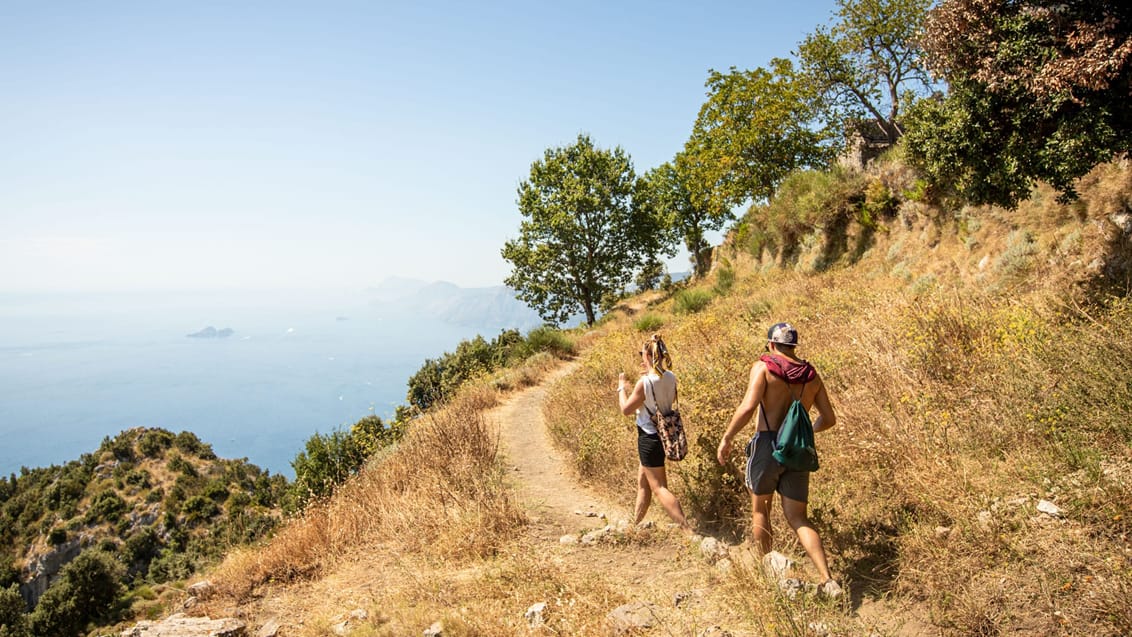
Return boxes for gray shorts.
[745,431,810,502]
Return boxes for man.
[716,322,841,596]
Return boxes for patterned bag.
[645,378,688,461]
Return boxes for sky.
[0,1,841,293]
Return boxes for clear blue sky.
[0,1,840,293]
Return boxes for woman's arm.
[617,374,646,416]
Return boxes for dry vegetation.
[544,159,1132,635]
[183,159,1132,637]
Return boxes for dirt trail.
[490,360,623,540]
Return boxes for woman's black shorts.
[637,427,665,468]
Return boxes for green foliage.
[407,327,574,411]
[633,162,727,278]
[682,58,835,210]
[180,496,220,524]
[796,0,934,145]
[906,0,1132,207]
[0,584,29,637]
[633,313,665,332]
[288,415,403,511]
[633,257,666,291]
[46,528,67,546]
[28,550,123,637]
[135,429,174,458]
[84,490,126,524]
[713,267,736,296]
[502,134,655,326]
[673,288,714,314]
[524,326,576,359]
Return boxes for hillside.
[131,157,1131,637]
[6,157,1128,636]
[0,429,286,632]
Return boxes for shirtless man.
[716,322,841,595]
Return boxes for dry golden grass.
[209,386,526,601]
[543,159,1132,635]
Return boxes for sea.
[0,288,490,478]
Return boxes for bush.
[0,583,29,637]
[673,288,713,314]
[135,429,174,458]
[84,491,126,524]
[181,496,219,524]
[633,313,665,332]
[525,326,575,358]
[47,528,67,546]
[713,267,735,296]
[28,550,123,637]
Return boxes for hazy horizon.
[1,1,840,294]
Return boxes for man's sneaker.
[818,579,844,599]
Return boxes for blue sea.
[0,289,487,478]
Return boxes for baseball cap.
[767,322,799,346]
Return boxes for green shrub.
[135,429,174,458]
[47,528,67,546]
[180,496,219,524]
[713,267,735,295]
[84,491,126,524]
[28,550,123,637]
[525,326,575,358]
[673,288,714,314]
[633,312,665,332]
[0,583,29,637]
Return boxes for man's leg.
[633,464,652,524]
[780,495,832,582]
[641,465,689,529]
[750,492,774,554]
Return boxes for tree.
[0,584,29,637]
[904,0,1132,206]
[682,58,835,211]
[634,161,728,278]
[28,550,123,637]
[797,0,935,145]
[502,134,653,326]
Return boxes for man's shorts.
[745,431,810,502]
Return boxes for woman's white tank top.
[636,370,677,434]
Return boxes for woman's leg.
[633,464,652,524]
[780,495,832,582]
[641,464,689,529]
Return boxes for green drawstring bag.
[769,385,820,472]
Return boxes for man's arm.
[811,380,837,433]
[717,362,766,465]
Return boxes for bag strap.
[644,375,673,416]
[758,382,806,431]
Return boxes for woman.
[616,334,690,530]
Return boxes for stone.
[698,627,733,637]
[559,534,578,545]
[255,619,281,637]
[1037,499,1062,517]
[818,579,844,599]
[778,578,805,600]
[699,537,728,563]
[423,621,443,637]
[607,602,660,634]
[187,581,213,598]
[977,510,993,530]
[524,602,547,627]
[580,526,612,546]
[715,558,733,573]
[809,621,831,636]
[934,526,952,539]
[762,551,793,579]
[183,597,198,610]
[120,613,245,637]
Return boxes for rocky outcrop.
[121,613,245,637]
[19,535,89,606]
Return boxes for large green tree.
[682,58,834,211]
[797,0,935,145]
[633,161,727,278]
[904,0,1132,206]
[502,134,653,326]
